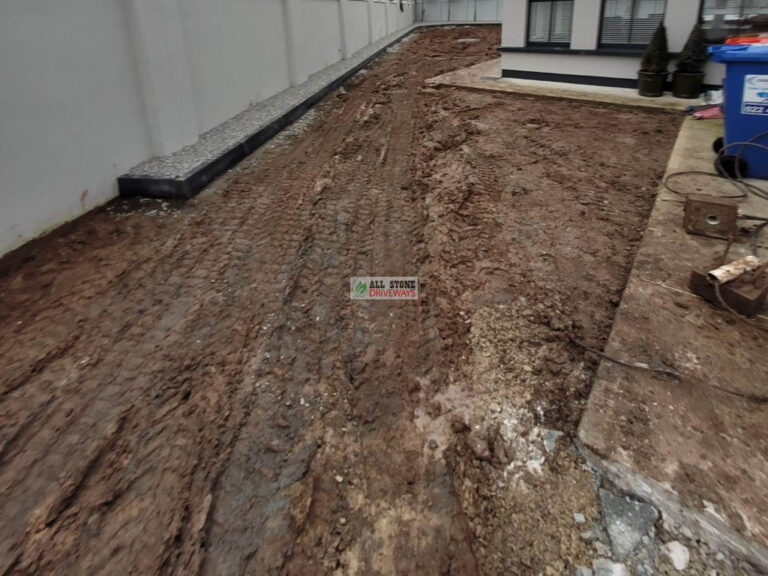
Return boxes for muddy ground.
[0,26,690,575]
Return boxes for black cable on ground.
[663,129,768,201]
[719,138,768,201]
[663,170,746,198]
[662,130,768,256]
[570,337,768,404]
[587,126,768,400]
[570,337,680,378]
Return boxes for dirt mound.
[0,25,686,575]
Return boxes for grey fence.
[415,0,502,22]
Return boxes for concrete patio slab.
[427,58,692,111]
[427,62,768,569]
[577,116,768,571]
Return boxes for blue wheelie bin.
[709,44,768,180]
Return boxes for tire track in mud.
[202,39,492,574]
[276,70,478,576]
[0,99,380,574]
[0,25,682,575]
[0,27,506,575]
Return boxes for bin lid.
[725,34,768,45]
[709,44,768,62]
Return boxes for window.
[701,0,768,43]
[528,0,574,45]
[600,0,666,46]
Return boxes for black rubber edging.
[502,68,638,88]
[501,68,721,93]
[118,22,499,200]
[498,46,679,58]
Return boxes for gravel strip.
[126,26,425,180]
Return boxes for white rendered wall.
[501,0,526,45]
[418,0,502,21]
[476,0,503,21]
[571,0,601,50]
[421,1,450,21]
[397,2,412,28]
[372,2,388,39]
[449,0,471,21]
[665,0,701,53]
[346,1,373,54]
[0,0,152,256]
[299,0,344,79]
[180,0,290,134]
[0,0,415,257]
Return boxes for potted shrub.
[673,24,708,99]
[638,23,670,97]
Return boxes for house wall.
[501,51,726,87]
[0,0,415,257]
[500,0,726,87]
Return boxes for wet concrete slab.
[427,58,690,111]
[576,117,768,570]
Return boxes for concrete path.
[430,56,768,570]
[578,117,768,571]
[428,58,692,111]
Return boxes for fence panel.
[415,0,502,22]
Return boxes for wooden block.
[689,269,768,317]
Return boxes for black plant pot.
[638,71,667,97]
[672,71,705,99]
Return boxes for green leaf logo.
[355,281,367,296]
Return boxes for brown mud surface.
[0,26,682,575]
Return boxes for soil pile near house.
[0,26,691,575]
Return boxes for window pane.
[551,1,574,42]
[630,0,665,44]
[745,0,768,14]
[601,0,633,44]
[528,0,573,44]
[601,0,666,45]
[529,2,553,42]
[702,0,768,42]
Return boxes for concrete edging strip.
[118,21,500,199]
[577,440,768,572]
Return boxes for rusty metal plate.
[684,194,739,240]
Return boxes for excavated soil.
[0,26,682,575]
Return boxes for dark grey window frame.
[598,0,668,48]
[527,0,575,47]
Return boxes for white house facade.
[500,0,768,88]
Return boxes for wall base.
[501,68,721,93]
[120,22,499,200]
